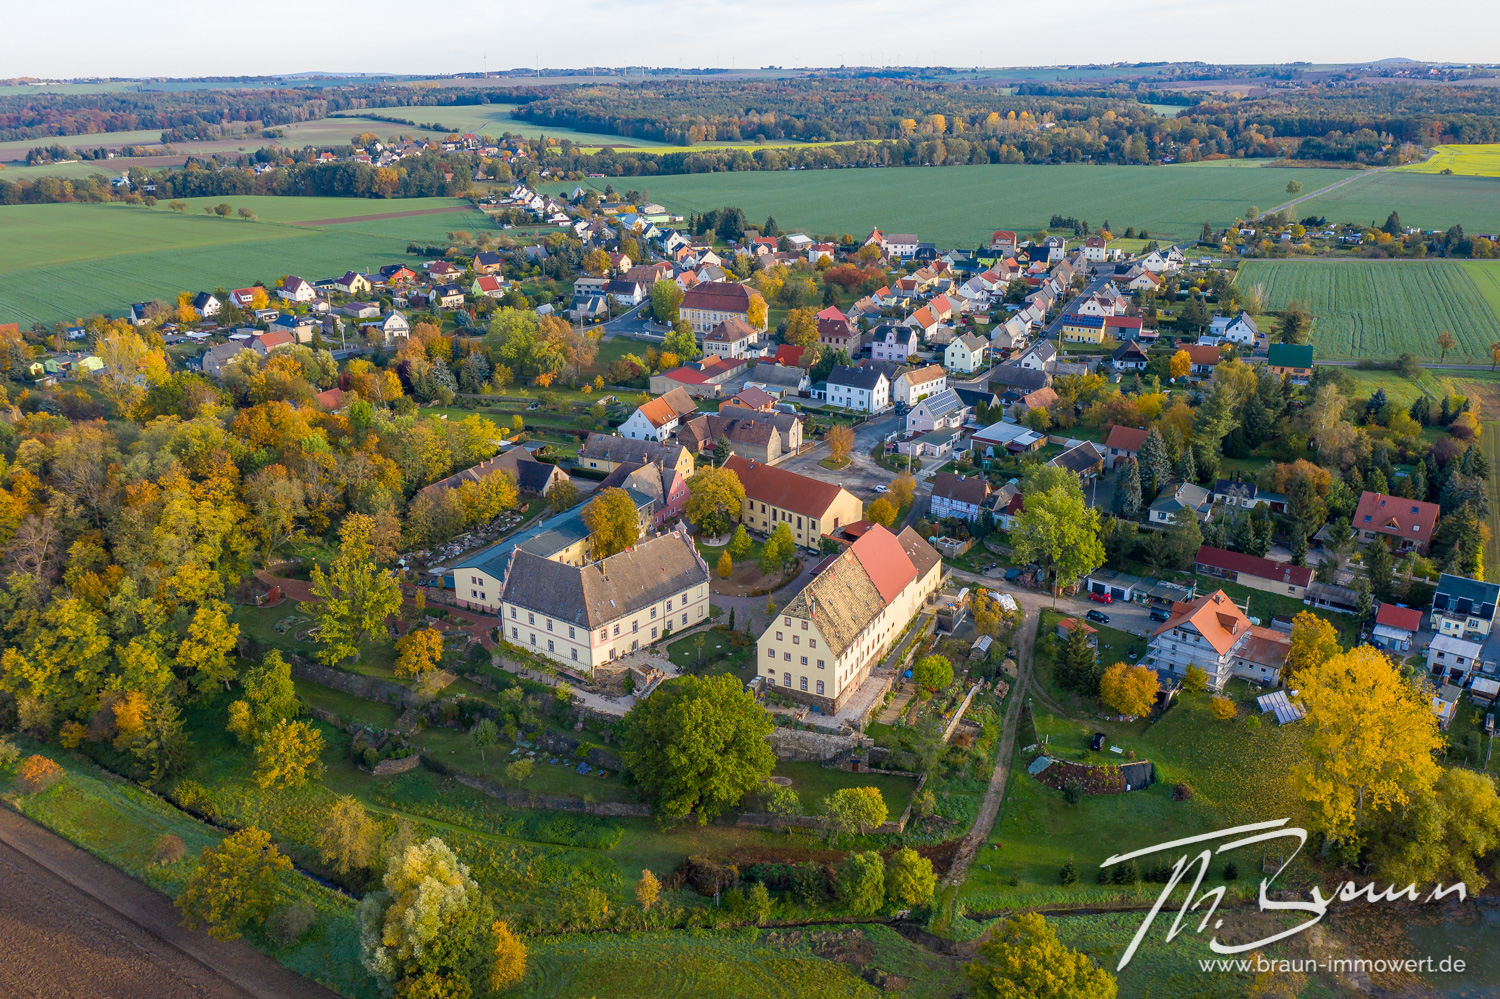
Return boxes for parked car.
[875,485,888,493]
[1150,606,1171,622]
[1089,591,1112,604]
[1086,609,1109,624]
[1090,732,1106,751]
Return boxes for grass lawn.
[415,725,639,803]
[667,629,758,685]
[960,684,1315,912]
[1443,695,1499,774]
[771,762,916,820]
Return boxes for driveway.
[947,567,1156,640]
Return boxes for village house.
[358,312,411,345]
[712,404,803,455]
[703,317,757,359]
[969,420,1047,456]
[676,412,787,464]
[893,363,947,406]
[1112,341,1149,372]
[721,387,777,414]
[725,455,863,550]
[594,461,691,527]
[578,434,696,481]
[472,275,507,298]
[1209,311,1259,346]
[1426,634,1486,685]
[278,276,317,303]
[332,271,372,297]
[1193,545,1312,599]
[499,531,711,672]
[681,281,763,334]
[757,525,942,712]
[1011,386,1057,420]
[929,473,991,521]
[906,389,968,434]
[944,333,988,374]
[1149,481,1214,524]
[619,387,700,441]
[198,341,254,379]
[472,250,504,275]
[1047,441,1105,482]
[744,361,810,399]
[1266,344,1315,385]
[826,365,890,413]
[648,356,748,399]
[989,230,1018,253]
[1354,491,1440,554]
[1014,340,1057,372]
[1146,589,1291,690]
[1373,603,1424,653]
[416,447,565,505]
[870,324,919,363]
[1211,479,1286,514]
[1184,344,1221,377]
[817,316,862,354]
[1429,573,1500,642]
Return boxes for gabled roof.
[1105,426,1148,452]
[1152,590,1249,656]
[1048,441,1104,474]
[634,387,699,427]
[828,364,884,391]
[1185,344,1221,367]
[706,316,756,343]
[1193,545,1313,589]
[931,472,990,508]
[849,526,918,603]
[1375,603,1424,633]
[580,434,690,470]
[500,531,709,628]
[1431,573,1500,621]
[914,388,965,418]
[724,455,857,521]
[773,345,806,367]
[903,363,947,386]
[682,281,753,311]
[1354,491,1440,544]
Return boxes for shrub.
[1109,859,1139,885]
[1223,861,1239,881]
[1058,860,1077,886]
[267,900,316,947]
[0,738,20,769]
[1172,781,1194,801]
[1062,779,1084,805]
[16,755,63,794]
[152,834,187,866]
[1209,696,1237,721]
[791,863,831,905]
[835,851,885,915]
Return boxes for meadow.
[0,196,488,325]
[1397,143,1500,178]
[353,104,676,148]
[547,162,1351,245]
[1298,169,1500,235]
[1234,259,1500,361]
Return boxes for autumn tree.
[254,718,326,790]
[489,920,528,993]
[967,912,1117,999]
[728,524,754,560]
[888,471,917,510]
[886,847,937,907]
[1437,330,1458,363]
[358,837,495,998]
[684,465,745,537]
[1100,662,1158,718]
[1367,767,1500,890]
[635,869,661,910]
[620,674,775,822]
[912,654,953,693]
[782,307,819,347]
[746,291,768,330]
[1209,696,1237,721]
[1296,646,1443,856]
[228,650,299,744]
[866,496,896,528]
[717,550,733,577]
[581,487,641,560]
[1285,611,1341,682]
[178,828,292,941]
[394,628,443,679]
[319,795,381,877]
[826,422,855,464]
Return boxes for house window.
[810,640,817,649]
[529,634,536,646]
[568,627,575,639]
[511,627,518,639]
[800,677,808,691]
[599,628,607,640]
[767,648,775,658]
[632,621,639,633]
[651,607,657,619]
[652,627,658,639]
[682,613,688,625]
[666,599,673,611]
[801,621,808,630]
[817,680,825,695]
[547,620,553,632]
[801,656,808,666]
[818,660,825,669]
[784,652,792,661]
[793,636,799,645]
[510,608,517,619]
[571,649,578,661]
[547,640,554,652]
[528,613,535,625]
[614,624,621,636]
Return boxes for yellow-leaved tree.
[1296,646,1442,857]
[394,627,443,679]
[1099,662,1157,719]
[1285,610,1341,682]
[967,912,1117,999]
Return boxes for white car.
[875,485,888,493]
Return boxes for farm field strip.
[546,162,1344,245]
[1398,143,1500,178]
[1235,259,1500,361]
[1297,169,1500,235]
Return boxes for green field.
[353,105,676,148]
[1298,169,1500,234]
[1399,143,1500,178]
[549,162,1348,244]
[0,196,488,325]
[1235,259,1500,361]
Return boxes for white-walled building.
[826,364,890,413]
[893,363,947,406]
[618,386,700,440]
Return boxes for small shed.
[1470,676,1500,707]
[970,634,993,660]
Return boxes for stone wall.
[444,768,650,817]
[288,657,417,709]
[371,755,423,776]
[766,727,870,762]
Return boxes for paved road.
[947,567,1156,641]
[0,807,337,999]
[597,302,659,340]
[776,411,902,498]
[1041,275,1111,338]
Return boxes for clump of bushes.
[267,901,316,947]
[16,755,63,794]
[151,834,187,866]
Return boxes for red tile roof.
[1354,491,1440,545]
[816,305,847,322]
[661,367,709,385]
[849,525,918,603]
[1152,590,1248,656]
[1375,603,1424,633]
[773,345,806,367]
[682,281,753,311]
[724,455,856,521]
[1105,425,1150,452]
[1193,545,1313,589]
[1185,344,1221,367]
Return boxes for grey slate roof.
[500,531,708,629]
[828,364,884,391]
[1432,573,1500,622]
[580,434,689,469]
[987,365,1050,392]
[749,362,807,388]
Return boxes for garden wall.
[766,727,870,762]
[288,657,417,709]
[942,684,982,742]
[441,767,650,817]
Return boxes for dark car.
[1086,609,1109,624]
[1090,732,1107,752]
[1150,607,1171,622]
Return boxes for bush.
[791,863,831,905]
[1109,859,1139,885]
[1172,781,1193,801]
[152,834,187,866]
[0,738,20,769]
[1223,861,1239,881]
[267,900,316,947]
[1058,860,1077,886]
[1062,779,1084,805]
[16,755,62,794]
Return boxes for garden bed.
[1027,755,1154,796]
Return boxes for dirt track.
[0,807,336,999]
[290,205,472,226]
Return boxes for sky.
[4,0,1500,77]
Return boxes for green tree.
[1009,487,1106,601]
[835,851,886,915]
[505,758,534,787]
[177,827,292,941]
[581,487,641,560]
[759,522,796,574]
[728,524,754,561]
[319,795,381,877]
[1112,457,1142,519]
[1285,180,1303,196]
[1364,538,1395,602]
[1278,302,1311,345]
[358,837,495,998]
[823,786,889,842]
[650,279,684,324]
[227,650,299,744]
[1136,429,1172,496]
[1058,618,1101,696]
[1368,766,1500,890]
[468,718,499,760]
[1183,665,1209,693]
[911,654,954,693]
[886,847,937,907]
[308,527,402,667]
[663,318,699,360]
[684,466,745,538]
[967,912,1117,999]
[620,675,775,822]
[1166,507,1203,569]
[761,783,804,836]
